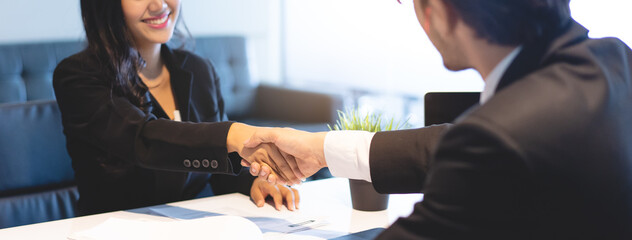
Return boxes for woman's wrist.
[226,122,254,153]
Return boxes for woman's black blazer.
[53,45,253,215]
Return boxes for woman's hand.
[227,123,302,185]
[250,178,300,211]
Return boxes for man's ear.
[434,0,459,32]
[422,7,431,31]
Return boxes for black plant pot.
[349,179,389,211]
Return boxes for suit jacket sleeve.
[369,124,451,193]
[210,152,257,196]
[376,118,531,239]
[52,55,241,175]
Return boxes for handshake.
[228,123,328,185]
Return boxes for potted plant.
[329,109,409,211]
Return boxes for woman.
[53,0,298,215]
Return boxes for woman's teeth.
[145,14,169,25]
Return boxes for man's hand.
[239,143,301,185]
[243,127,328,184]
[227,123,300,185]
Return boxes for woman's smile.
[142,11,171,29]
[122,0,181,46]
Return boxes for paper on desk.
[149,205,222,220]
[148,204,331,235]
[215,206,344,239]
[146,196,341,239]
[215,206,330,234]
[67,216,263,240]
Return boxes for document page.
[147,204,339,239]
[67,216,263,240]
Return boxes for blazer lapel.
[161,45,193,121]
[147,91,169,119]
[495,36,551,93]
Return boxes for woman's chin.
[145,34,175,46]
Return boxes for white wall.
[183,0,282,83]
[284,0,483,98]
[570,0,632,43]
[284,0,632,96]
[0,0,85,43]
[0,0,281,83]
[282,0,632,126]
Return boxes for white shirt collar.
[480,46,523,104]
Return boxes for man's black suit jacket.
[371,21,632,239]
[53,45,253,215]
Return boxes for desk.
[0,178,422,239]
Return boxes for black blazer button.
[211,160,219,169]
[202,159,210,168]
[193,160,201,168]
[183,159,191,168]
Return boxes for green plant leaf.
[328,108,410,132]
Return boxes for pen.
[288,219,316,228]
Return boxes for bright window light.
[284,0,631,94]
[282,0,632,124]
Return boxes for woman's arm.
[53,54,245,175]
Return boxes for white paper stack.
[68,216,263,240]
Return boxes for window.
[282,0,631,125]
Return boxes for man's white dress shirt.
[323,47,522,182]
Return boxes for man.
[243,0,632,238]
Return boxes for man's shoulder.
[482,35,627,115]
[456,35,632,156]
[553,35,632,69]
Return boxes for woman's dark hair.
[418,0,572,45]
[80,0,191,110]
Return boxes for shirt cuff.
[324,130,376,182]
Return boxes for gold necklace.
[139,69,167,89]
[143,76,165,89]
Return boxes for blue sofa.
[0,36,341,229]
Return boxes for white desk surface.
[0,177,423,239]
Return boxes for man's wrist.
[323,130,375,181]
[316,132,329,168]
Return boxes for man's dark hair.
[420,0,572,45]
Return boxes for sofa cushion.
[193,36,256,119]
[0,42,84,104]
[0,47,25,103]
[0,186,78,229]
[0,100,74,194]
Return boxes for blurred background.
[1,0,631,229]
[1,0,630,127]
